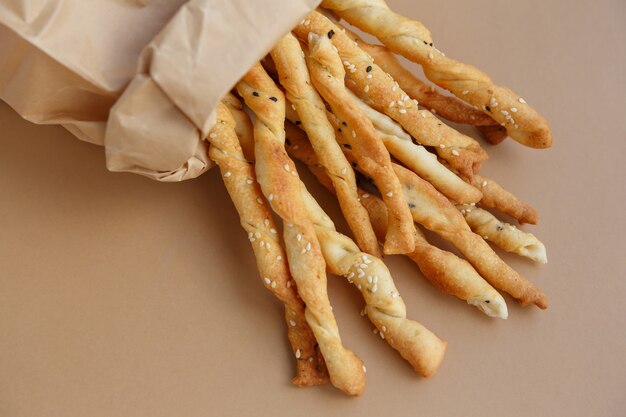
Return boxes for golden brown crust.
[293,11,488,179]
[236,63,365,396]
[300,184,447,377]
[470,174,540,225]
[271,33,381,257]
[284,122,508,319]
[207,103,328,386]
[305,33,415,255]
[322,0,552,149]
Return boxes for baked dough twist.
[207,103,328,386]
[236,64,365,395]
[321,0,552,148]
[457,204,547,264]
[305,32,415,255]
[283,122,508,319]
[293,11,488,179]
[344,89,482,204]
[299,182,447,376]
[271,33,380,257]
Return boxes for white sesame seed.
[397,100,404,107]
[366,73,373,79]
[428,52,434,59]
[287,223,293,228]
[264,277,271,285]
[304,19,310,26]
[367,276,373,283]
[305,242,311,251]
[289,320,296,327]
[357,284,362,290]
[270,228,277,234]
[439,144,446,149]
[341,168,347,174]
[431,109,437,114]
[462,90,469,95]
[255,231,261,238]
[510,107,518,113]
[296,234,302,241]
[452,150,460,156]
[295,349,301,358]
[264,218,269,227]
[364,85,370,93]
[259,241,265,248]
[360,308,367,316]
[270,280,276,288]
[483,235,489,240]
[276,255,282,261]
[347,272,354,278]
[350,67,356,73]
[363,365,367,373]
[352,130,356,138]
[413,99,419,106]
[382,325,387,332]
[386,192,393,197]
[482,180,488,187]
[399,109,407,114]
[501,110,509,116]
[519,98,526,103]
[268,194,274,201]
[371,284,378,293]
[246,179,253,185]
[389,100,395,107]
[286,280,292,288]
[300,248,306,254]
[391,291,399,299]
[284,164,290,172]
[392,86,397,92]
[209,133,217,139]
[421,113,427,118]
[373,328,378,334]
[362,193,370,199]
[373,275,378,283]
[360,263,368,269]
[380,332,385,340]
[358,270,365,278]
[223,171,231,177]
[256,198,263,204]
[343,60,350,66]
[291,104,296,111]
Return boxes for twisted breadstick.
[271,33,380,257]
[284,122,508,319]
[457,204,547,264]
[344,89,482,204]
[305,32,415,255]
[321,0,552,149]
[391,164,548,309]
[236,63,365,396]
[299,182,447,376]
[207,103,328,386]
[470,174,540,225]
[221,93,255,161]
[293,11,488,179]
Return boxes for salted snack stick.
[271,33,381,257]
[221,93,255,161]
[236,63,365,396]
[207,103,328,386]
[293,11,488,179]
[321,0,552,149]
[299,182,448,376]
[391,164,548,309]
[470,174,540,225]
[284,122,508,319]
[305,32,415,255]
[457,204,547,264]
[344,89,483,204]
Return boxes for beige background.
[1,0,625,416]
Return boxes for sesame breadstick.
[293,12,488,179]
[391,164,548,309]
[457,204,547,264]
[343,89,483,204]
[470,174,540,225]
[305,32,415,255]
[284,122,508,319]
[299,182,447,376]
[236,63,365,396]
[221,93,255,161]
[207,103,328,386]
[321,0,552,149]
[271,33,380,257]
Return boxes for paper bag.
[0,0,321,181]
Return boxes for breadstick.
[236,63,365,396]
[457,204,547,264]
[293,12,488,179]
[207,102,328,386]
[299,183,447,376]
[305,32,415,255]
[321,0,552,149]
[271,33,380,257]
[339,24,496,126]
[221,93,255,161]
[391,164,548,309]
[470,174,540,225]
[344,89,482,204]
[284,122,508,319]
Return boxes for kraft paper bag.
[0,0,321,181]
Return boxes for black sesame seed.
[351,162,357,167]
[423,40,428,45]
[408,203,416,208]
[366,65,372,72]
[337,128,342,132]
[485,300,490,303]
[343,143,352,149]
[342,121,347,126]
[429,42,433,46]
[295,121,301,125]
[328,30,335,39]
[269,96,278,102]
[285,138,291,146]
[252,91,259,97]
[485,105,491,112]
